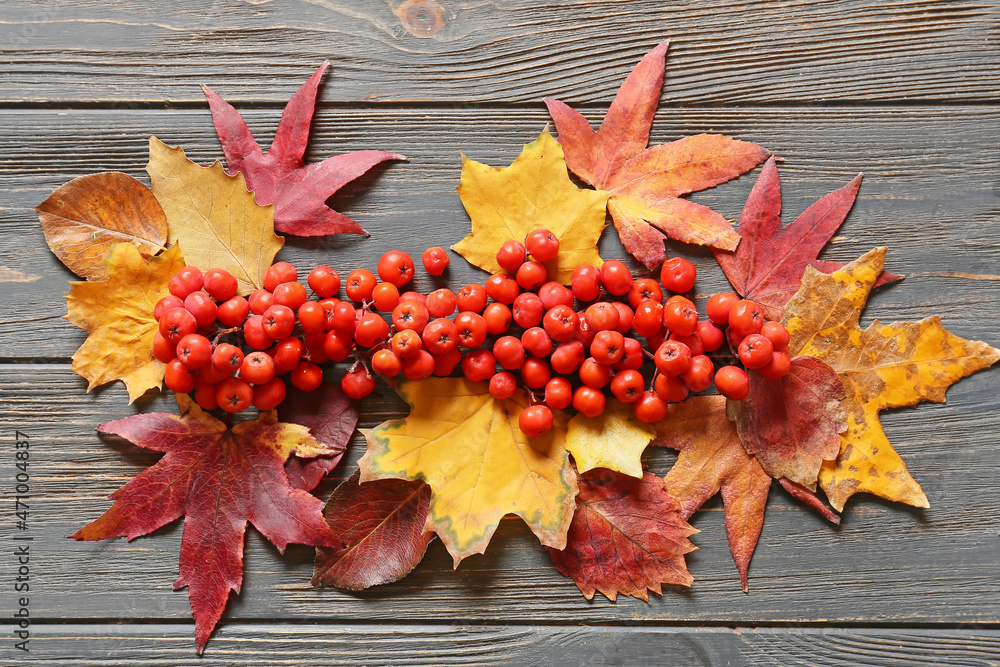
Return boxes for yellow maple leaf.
[565,400,655,478]
[146,136,284,296]
[65,243,186,403]
[452,129,609,284]
[783,247,1000,511]
[358,378,577,566]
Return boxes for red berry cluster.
[151,228,789,435]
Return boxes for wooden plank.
[1,363,998,625]
[1,0,998,106]
[1,107,998,359]
[16,624,1000,666]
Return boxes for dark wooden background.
[2,1,1000,665]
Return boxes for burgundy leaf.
[313,470,433,590]
[279,382,358,492]
[204,62,405,237]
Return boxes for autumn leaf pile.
[36,44,998,654]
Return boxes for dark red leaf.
[777,477,840,525]
[713,157,902,321]
[313,470,433,590]
[279,382,358,492]
[727,356,847,490]
[74,396,335,653]
[547,468,696,601]
[203,62,405,237]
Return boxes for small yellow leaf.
[358,378,577,566]
[452,129,608,284]
[783,247,1000,511]
[65,243,186,403]
[147,136,284,296]
[565,401,655,478]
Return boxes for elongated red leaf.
[727,356,847,490]
[713,157,901,321]
[279,382,358,492]
[74,396,335,653]
[546,42,768,268]
[547,468,696,601]
[313,470,433,590]
[204,62,405,237]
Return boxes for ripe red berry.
[544,377,573,410]
[346,268,377,302]
[761,321,790,352]
[176,333,212,370]
[759,350,792,380]
[483,302,513,335]
[400,291,426,304]
[426,288,457,318]
[550,340,585,375]
[212,343,244,374]
[520,357,551,389]
[613,337,644,372]
[512,292,544,328]
[682,355,715,392]
[542,305,578,343]
[372,282,401,312]
[456,283,488,313]
[729,299,764,338]
[203,268,238,301]
[654,340,692,377]
[738,333,774,370]
[706,292,739,325]
[462,350,497,382]
[263,262,297,292]
[262,304,296,340]
[402,350,435,381]
[525,229,560,262]
[521,327,553,357]
[253,377,287,411]
[164,358,197,393]
[248,289,275,315]
[391,329,422,358]
[493,336,525,370]
[585,302,620,332]
[654,373,689,403]
[195,380,220,411]
[611,302,634,335]
[633,391,669,423]
[152,332,176,364]
[659,257,696,294]
[377,250,415,287]
[422,318,459,355]
[610,369,645,403]
[159,307,197,345]
[590,330,626,365]
[578,357,612,388]
[489,371,517,400]
[454,311,487,348]
[422,246,450,276]
[296,301,326,335]
[307,265,340,298]
[628,278,664,309]
[572,385,607,418]
[183,291,218,326]
[571,265,602,302]
[169,265,204,299]
[240,351,276,385]
[496,240,527,272]
[273,338,303,374]
[154,295,184,321]
[663,300,698,337]
[632,300,664,338]
[273,281,308,310]
[304,332,328,365]
[715,365,750,400]
[538,281,574,311]
[323,330,354,362]
[462,350,497,383]
[341,365,377,399]
[484,273,519,304]
[599,260,633,296]
[696,320,724,353]
[290,362,324,392]
[392,300,428,334]
[217,377,253,412]
[670,331,705,357]
[518,405,554,438]
[200,359,231,385]
[217,296,250,327]
[432,348,463,376]
[515,261,547,290]
[354,311,390,348]
[243,315,273,350]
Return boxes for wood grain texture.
[2,107,999,360]
[15,625,1000,666]
[0,0,998,106]
[1,363,998,624]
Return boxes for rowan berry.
[271,281,306,310]
[613,337,644,371]
[298,301,327,335]
[761,321,790,352]
[696,320,724,353]
[159,307,197,345]
[261,305,295,340]
[670,331,705,357]
[537,281,574,310]
[217,296,250,327]
[263,262,297,292]
[372,282,401,312]
[217,377,253,412]
[248,289,275,316]
[377,250,415,287]
[154,295,184,321]
[152,332,176,364]
[307,265,340,298]
[518,405,554,438]
[660,257,696,294]
[391,329,422,358]
[422,246,450,276]
[496,240,527,272]
[456,283,488,313]
[273,337,303,374]
[520,357,551,389]
[355,311,390,348]
[585,302,620,332]
[169,265,204,299]
[400,291,426,304]
[195,380,220,411]
[253,377,286,411]
[579,357,612,388]
[715,365,749,400]
[663,300,698,337]
[462,350,497,383]
[392,300,428,334]
[550,340,585,375]
[654,340,692,377]
[304,332,329,365]
[346,268,377,302]
[521,327,553,358]
[572,385,606,418]
[759,350,792,380]
[432,348,463,376]
[182,291,217,327]
[341,365,376,399]
[489,371,517,400]
[203,268,238,301]
[290,361,324,392]
[402,350,435,381]
[525,228,559,262]
[654,373,689,403]
[599,260,633,295]
[323,330,354,362]
[591,330,626,365]
[729,299,764,338]
[454,311,487,348]
[212,343,244,374]
[682,355,715,392]
[571,264,602,302]
[485,273,519,304]
[738,333,774,370]
[632,300,664,338]
[706,292,739,325]
[372,349,404,378]
[542,305,578,342]
[483,302,513,335]
[165,358,197,394]
[200,359,232,385]
[612,302,634,335]
[176,333,212,370]
[516,261,547,290]
[628,279,664,309]
[633,391,669,423]
[572,312,597,347]
[423,318,459,355]
[240,351,276,385]
[493,336,525,370]
[610,369,645,403]
[512,292,544,328]
[544,377,573,411]
[426,288,457,318]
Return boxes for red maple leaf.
[203,62,405,237]
[545,41,769,269]
[547,468,696,601]
[713,156,902,321]
[73,396,336,653]
[313,470,433,590]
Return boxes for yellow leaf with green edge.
[147,136,284,296]
[358,378,577,566]
[452,129,609,284]
[565,400,655,478]
[65,243,186,403]
[783,247,1000,511]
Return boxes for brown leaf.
[313,470,433,590]
[547,468,697,602]
[36,172,167,280]
[727,356,847,490]
[656,396,771,591]
[784,247,1000,510]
